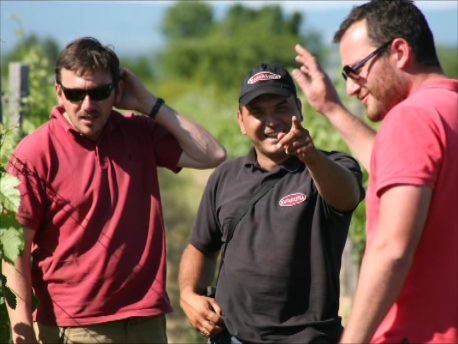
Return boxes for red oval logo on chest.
[279,193,307,207]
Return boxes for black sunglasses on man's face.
[59,82,115,104]
[341,40,393,81]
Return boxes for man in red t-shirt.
[3,37,226,344]
[293,0,457,343]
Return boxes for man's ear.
[237,109,247,135]
[296,97,303,122]
[115,80,124,104]
[392,38,411,70]
[55,83,64,106]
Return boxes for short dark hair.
[333,0,441,68]
[55,37,121,87]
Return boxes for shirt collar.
[50,105,121,139]
[243,146,302,173]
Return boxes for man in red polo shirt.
[293,0,457,343]
[3,36,226,344]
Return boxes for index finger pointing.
[292,116,302,130]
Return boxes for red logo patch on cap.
[279,193,307,207]
[247,72,281,84]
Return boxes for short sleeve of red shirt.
[372,102,442,196]
[7,142,47,231]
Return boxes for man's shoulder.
[206,156,246,184]
[319,150,363,176]
[14,122,53,154]
[391,78,457,113]
[320,149,356,161]
[110,111,169,138]
[110,110,146,126]
[214,155,245,173]
[8,122,55,177]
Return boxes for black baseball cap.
[239,63,297,106]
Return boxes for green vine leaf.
[0,275,17,310]
[0,172,21,213]
[0,211,22,231]
[0,227,25,265]
[5,287,17,310]
[0,126,19,168]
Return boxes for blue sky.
[1,1,457,57]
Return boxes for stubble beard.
[366,67,410,122]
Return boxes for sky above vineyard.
[0,1,457,57]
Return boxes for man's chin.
[366,106,385,123]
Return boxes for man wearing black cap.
[178,63,365,344]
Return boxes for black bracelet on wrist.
[148,97,165,120]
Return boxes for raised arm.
[2,227,38,344]
[115,68,227,169]
[178,244,224,339]
[293,44,376,172]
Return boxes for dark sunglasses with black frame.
[341,40,393,81]
[59,82,115,104]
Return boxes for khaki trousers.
[33,315,167,344]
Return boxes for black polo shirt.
[190,147,365,344]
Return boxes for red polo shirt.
[8,106,183,326]
[367,80,458,343]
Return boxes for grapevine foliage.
[0,124,25,344]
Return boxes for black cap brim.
[239,86,293,106]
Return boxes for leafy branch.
[0,124,25,344]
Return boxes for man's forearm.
[324,105,376,173]
[159,105,227,168]
[179,245,218,296]
[140,95,226,169]
[2,257,36,343]
[340,242,414,343]
[307,150,361,211]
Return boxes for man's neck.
[255,152,289,172]
[407,69,447,96]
